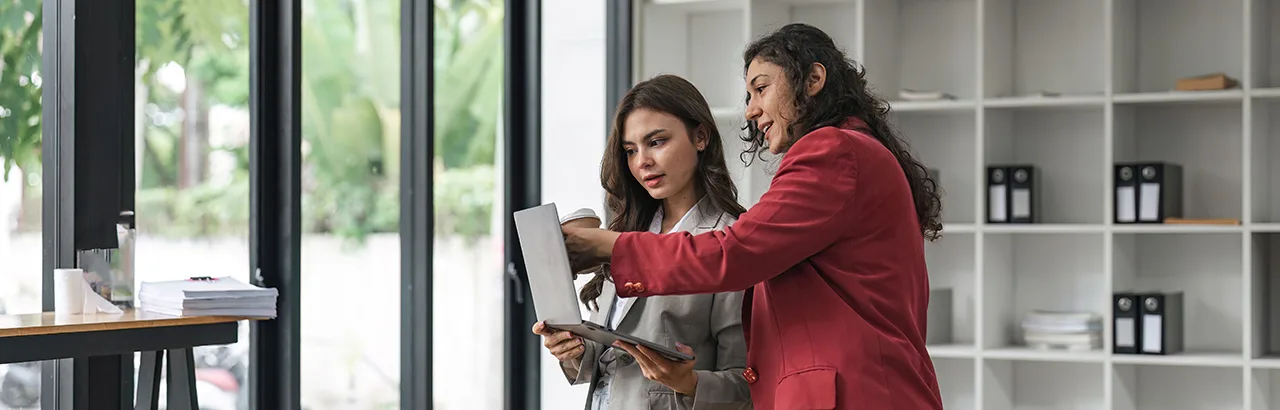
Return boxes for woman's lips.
[644,175,664,188]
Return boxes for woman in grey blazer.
[532,75,753,410]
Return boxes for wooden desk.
[0,309,257,410]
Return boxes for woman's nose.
[636,151,654,167]
[745,104,761,121]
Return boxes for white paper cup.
[560,208,601,228]
[53,268,85,315]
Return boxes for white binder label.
[1140,182,1160,221]
[1116,317,1134,347]
[1142,315,1162,353]
[1116,186,1136,222]
[989,185,1006,221]
[1012,188,1030,218]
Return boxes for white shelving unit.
[633,0,1280,408]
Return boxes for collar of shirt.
[647,195,704,234]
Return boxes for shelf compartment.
[716,113,757,206]
[1248,0,1280,88]
[925,232,976,347]
[751,0,861,58]
[984,106,1106,224]
[982,360,1105,410]
[1251,99,1280,223]
[981,0,1106,99]
[1251,369,1280,410]
[934,358,977,410]
[639,1,745,110]
[1112,233,1244,357]
[1110,0,1244,95]
[1253,234,1280,359]
[982,233,1107,352]
[890,110,977,224]
[1113,102,1244,223]
[862,0,978,103]
[1112,364,1242,410]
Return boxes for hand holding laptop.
[611,340,699,395]
[514,203,695,363]
[532,320,585,362]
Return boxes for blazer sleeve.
[559,339,603,385]
[678,290,752,409]
[611,127,860,297]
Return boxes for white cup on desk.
[54,268,85,315]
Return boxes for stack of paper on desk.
[138,276,278,318]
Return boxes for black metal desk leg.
[61,354,132,410]
[165,348,199,410]
[135,350,163,410]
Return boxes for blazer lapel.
[591,281,616,325]
[615,295,640,330]
[692,206,725,234]
[596,279,641,330]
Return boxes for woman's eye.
[649,139,665,147]
[624,149,635,156]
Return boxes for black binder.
[986,166,1008,223]
[1113,292,1141,354]
[1114,164,1138,224]
[1139,292,1184,355]
[987,165,1038,223]
[1135,162,1183,223]
[1009,165,1039,223]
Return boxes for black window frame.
[30,0,558,407]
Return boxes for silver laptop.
[513,203,694,362]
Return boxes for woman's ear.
[806,62,827,97]
[694,125,709,151]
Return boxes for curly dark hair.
[579,74,748,310]
[739,23,943,241]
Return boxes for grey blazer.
[559,204,752,410]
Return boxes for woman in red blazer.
[563,23,946,409]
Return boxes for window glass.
[0,0,45,408]
[133,1,253,408]
[431,1,507,409]
[538,0,607,408]
[299,0,402,407]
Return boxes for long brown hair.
[739,23,943,241]
[579,74,747,311]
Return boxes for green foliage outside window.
[0,0,504,245]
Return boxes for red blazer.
[610,117,944,409]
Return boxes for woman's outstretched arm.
[564,127,861,297]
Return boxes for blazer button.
[623,282,635,291]
[742,367,758,384]
[633,282,646,292]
